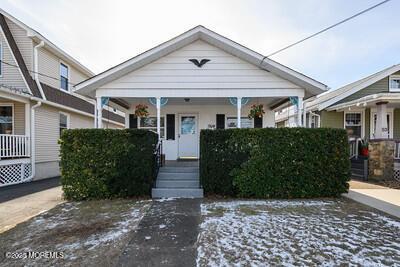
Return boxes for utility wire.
[265,0,392,58]
[0,59,77,86]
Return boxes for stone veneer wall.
[368,139,394,181]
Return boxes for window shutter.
[254,116,263,128]
[216,114,225,129]
[129,114,137,128]
[166,114,175,140]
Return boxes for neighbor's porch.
[0,94,32,186]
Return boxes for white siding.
[35,104,60,162]
[70,113,93,129]
[0,18,32,92]
[100,40,300,90]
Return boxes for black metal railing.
[153,140,163,179]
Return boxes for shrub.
[200,128,350,198]
[60,129,158,200]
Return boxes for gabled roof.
[0,8,94,77]
[74,25,328,96]
[307,64,400,111]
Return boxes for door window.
[181,116,196,134]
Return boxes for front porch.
[0,95,32,186]
[97,96,296,160]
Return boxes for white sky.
[1,0,399,89]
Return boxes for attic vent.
[189,59,210,68]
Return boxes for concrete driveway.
[0,178,63,233]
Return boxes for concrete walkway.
[0,178,63,233]
[344,180,400,218]
[118,199,201,267]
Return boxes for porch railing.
[153,140,163,179]
[349,138,362,159]
[0,134,31,160]
[395,140,400,160]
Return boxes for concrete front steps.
[152,166,203,198]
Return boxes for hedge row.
[60,129,158,200]
[200,128,350,198]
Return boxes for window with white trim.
[0,105,13,134]
[60,63,69,91]
[59,112,69,136]
[345,112,362,138]
[139,117,165,138]
[389,75,400,91]
[226,117,253,128]
[310,115,319,128]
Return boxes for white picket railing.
[394,140,400,160]
[0,134,31,159]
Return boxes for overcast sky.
[1,0,399,89]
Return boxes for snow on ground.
[0,199,151,266]
[197,199,400,266]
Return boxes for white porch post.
[303,101,307,128]
[156,97,161,139]
[297,96,303,127]
[376,102,388,138]
[96,96,103,129]
[237,97,242,128]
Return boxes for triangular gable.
[313,64,400,111]
[75,26,327,97]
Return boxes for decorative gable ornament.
[189,59,210,68]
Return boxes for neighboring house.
[275,64,400,180]
[276,64,400,140]
[75,25,327,161]
[0,9,126,187]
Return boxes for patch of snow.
[155,197,177,202]
[197,200,400,266]
[159,224,166,229]
[145,236,151,240]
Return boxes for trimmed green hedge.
[200,128,350,198]
[60,129,158,200]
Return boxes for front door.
[178,114,198,158]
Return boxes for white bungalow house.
[0,9,125,187]
[74,26,328,198]
[75,26,327,161]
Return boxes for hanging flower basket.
[134,104,149,118]
[248,104,265,119]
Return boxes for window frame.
[59,61,70,92]
[389,75,400,92]
[226,116,254,129]
[344,110,364,138]
[139,116,166,139]
[0,103,14,135]
[59,112,70,136]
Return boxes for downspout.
[33,41,46,100]
[28,101,42,180]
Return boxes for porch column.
[237,97,242,128]
[96,96,102,129]
[376,101,388,139]
[156,97,161,139]
[303,102,307,128]
[297,96,303,127]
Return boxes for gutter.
[33,41,46,100]
[28,101,42,181]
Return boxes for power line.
[265,0,392,58]
[0,59,77,86]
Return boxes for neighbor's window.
[140,117,165,138]
[389,75,400,91]
[345,112,362,138]
[0,105,13,134]
[226,117,253,128]
[310,115,319,128]
[60,63,69,91]
[59,113,69,136]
